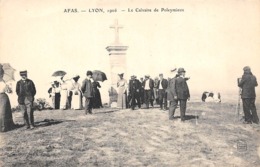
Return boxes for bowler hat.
[86,71,93,76]
[159,73,163,76]
[177,68,186,74]
[243,66,251,72]
[118,73,124,76]
[20,70,27,76]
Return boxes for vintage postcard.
[0,0,260,166]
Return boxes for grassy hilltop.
[0,102,260,167]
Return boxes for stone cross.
[110,19,123,44]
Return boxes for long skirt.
[71,92,82,110]
[60,90,68,109]
[117,87,127,109]
[54,93,61,109]
[93,90,102,108]
[0,93,15,132]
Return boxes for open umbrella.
[52,70,66,77]
[92,70,107,82]
[0,63,16,82]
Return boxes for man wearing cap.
[143,75,154,109]
[16,70,36,129]
[238,66,259,124]
[128,75,141,110]
[158,74,168,110]
[81,71,94,114]
[175,68,190,121]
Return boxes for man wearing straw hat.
[16,70,36,129]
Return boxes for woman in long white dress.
[59,77,69,110]
[117,73,128,109]
[71,76,82,110]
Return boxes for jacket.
[167,77,177,101]
[175,77,190,100]
[81,78,94,98]
[238,72,258,98]
[16,79,36,104]
[158,79,168,90]
[143,79,154,90]
[129,79,141,94]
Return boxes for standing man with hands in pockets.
[16,70,36,129]
[81,71,94,115]
[167,68,190,122]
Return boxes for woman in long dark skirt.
[0,65,15,132]
[92,81,103,108]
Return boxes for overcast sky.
[1,0,260,104]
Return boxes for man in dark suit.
[167,69,178,120]
[81,71,94,114]
[143,75,154,109]
[238,66,259,124]
[158,73,168,110]
[128,75,141,110]
[175,68,190,121]
[16,70,36,129]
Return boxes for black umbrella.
[52,70,66,77]
[92,70,107,82]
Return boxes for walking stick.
[236,88,242,121]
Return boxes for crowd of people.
[117,68,190,121]
[0,65,259,132]
[48,72,103,111]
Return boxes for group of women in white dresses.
[50,75,82,110]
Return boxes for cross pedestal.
[106,20,128,107]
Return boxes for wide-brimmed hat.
[145,75,150,78]
[54,81,59,84]
[177,68,186,74]
[20,70,27,76]
[73,75,80,80]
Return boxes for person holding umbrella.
[0,64,15,132]
[16,70,36,129]
[81,71,94,114]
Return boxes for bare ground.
[0,102,260,167]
